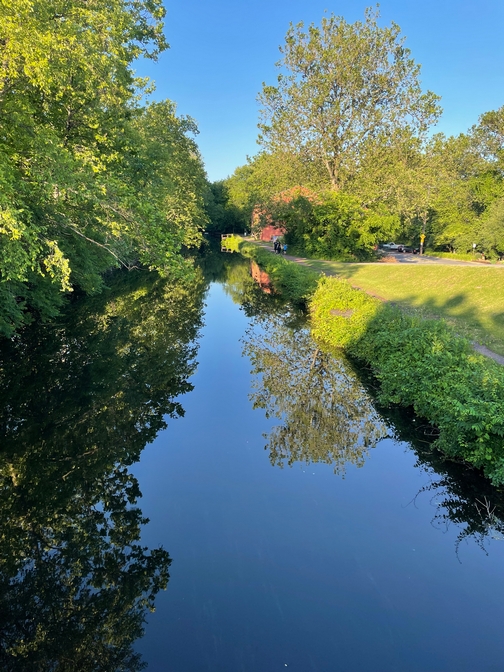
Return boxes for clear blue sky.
[136,0,504,182]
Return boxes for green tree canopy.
[258,7,441,190]
[0,0,209,336]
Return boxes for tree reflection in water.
[241,260,504,554]
[369,401,504,556]
[243,311,388,474]
[0,269,205,670]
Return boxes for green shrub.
[310,276,504,485]
[310,276,381,347]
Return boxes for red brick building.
[260,224,285,241]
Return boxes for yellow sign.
[420,233,426,243]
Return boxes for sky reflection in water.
[132,255,504,672]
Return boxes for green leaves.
[259,7,441,190]
[272,191,400,259]
[310,276,504,484]
[0,0,207,335]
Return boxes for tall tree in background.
[258,7,441,191]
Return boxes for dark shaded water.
[2,251,504,671]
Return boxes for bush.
[311,277,504,485]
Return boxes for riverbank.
[224,236,504,485]
[247,239,504,358]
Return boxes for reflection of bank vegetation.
[229,247,504,554]
[243,313,388,474]
[0,270,205,670]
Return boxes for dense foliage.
[273,191,400,259]
[310,278,504,485]
[0,0,208,335]
[225,8,504,261]
[204,181,247,233]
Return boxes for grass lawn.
[252,243,504,355]
[295,257,504,355]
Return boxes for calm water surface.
[2,253,504,671]
[132,264,504,672]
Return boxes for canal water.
[1,250,504,671]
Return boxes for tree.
[0,0,209,336]
[478,198,504,258]
[204,181,246,233]
[424,127,503,255]
[472,105,504,170]
[258,7,441,191]
[224,150,327,230]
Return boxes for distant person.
[283,243,287,255]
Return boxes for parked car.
[382,242,402,251]
[396,245,420,254]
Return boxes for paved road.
[256,241,503,267]
[383,252,498,266]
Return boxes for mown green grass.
[251,242,504,355]
[291,258,504,355]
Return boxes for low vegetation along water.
[2,250,504,671]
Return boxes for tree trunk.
[324,158,339,191]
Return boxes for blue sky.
[136,0,504,182]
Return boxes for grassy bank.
[227,236,504,485]
[272,255,504,356]
[311,278,504,485]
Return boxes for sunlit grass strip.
[281,257,504,356]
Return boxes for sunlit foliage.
[0,0,208,335]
